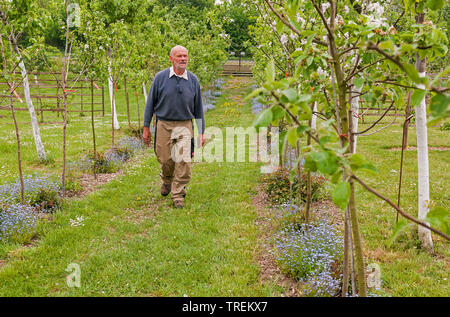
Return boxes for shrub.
[0,201,37,243]
[262,168,327,205]
[295,173,327,203]
[72,137,145,176]
[0,175,61,213]
[262,168,291,204]
[90,151,118,174]
[79,151,120,174]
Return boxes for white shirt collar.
[169,66,188,80]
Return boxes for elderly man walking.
[143,45,205,208]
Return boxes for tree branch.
[354,100,395,135]
[345,58,386,82]
[311,0,333,38]
[352,174,450,241]
[270,90,321,144]
[367,42,404,72]
[263,0,327,47]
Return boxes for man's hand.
[197,134,205,147]
[143,126,152,146]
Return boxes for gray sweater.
[143,68,205,133]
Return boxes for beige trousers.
[155,120,193,200]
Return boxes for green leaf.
[287,127,298,147]
[416,0,425,12]
[405,0,415,12]
[411,89,427,107]
[271,80,290,90]
[297,94,312,103]
[253,107,272,128]
[379,40,394,51]
[282,88,298,103]
[311,151,338,175]
[349,153,378,174]
[265,59,275,82]
[428,94,450,125]
[426,0,445,10]
[354,78,364,89]
[304,155,317,172]
[296,125,310,136]
[425,206,449,235]
[244,87,263,101]
[403,63,421,84]
[400,43,416,55]
[332,181,350,210]
[271,105,286,122]
[331,170,343,184]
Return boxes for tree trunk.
[125,76,131,128]
[397,91,412,222]
[0,33,24,203]
[142,81,148,104]
[350,85,362,153]
[305,113,313,223]
[347,85,367,296]
[311,102,317,130]
[61,0,70,196]
[414,13,433,252]
[91,78,97,180]
[327,8,366,294]
[136,88,142,139]
[108,49,120,131]
[0,9,46,161]
[10,89,24,204]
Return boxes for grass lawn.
[0,74,448,296]
[0,76,284,296]
[355,116,449,297]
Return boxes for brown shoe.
[173,199,185,209]
[161,183,171,196]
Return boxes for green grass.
[0,75,143,183]
[0,76,284,296]
[0,75,448,297]
[353,117,449,297]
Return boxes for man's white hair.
[170,45,188,57]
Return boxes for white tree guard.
[415,72,433,251]
[311,102,317,130]
[19,60,46,161]
[108,61,120,130]
[351,85,362,153]
[143,82,148,104]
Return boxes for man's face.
[169,48,189,73]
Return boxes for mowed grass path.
[0,77,283,296]
[1,74,448,297]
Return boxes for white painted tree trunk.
[416,72,433,251]
[142,82,148,104]
[18,60,46,161]
[351,85,362,153]
[311,102,317,130]
[108,60,120,130]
